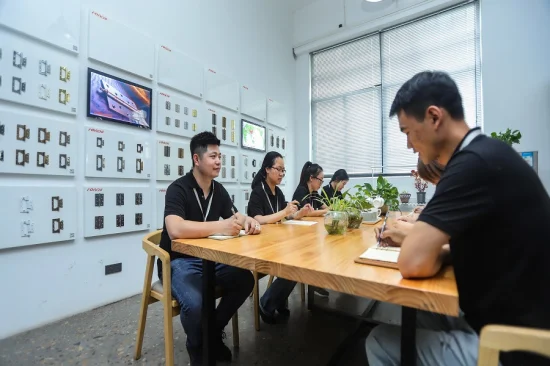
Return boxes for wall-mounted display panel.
[88,10,155,80]
[218,147,239,183]
[241,119,266,152]
[225,187,239,213]
[241,188,251,215]
[0,110,77,176]
[207,107,239,148]
[84,126,151,179]
[0,186,77,250]
[156,187,167,230]
[156,139,188,182]
[267,127,288,157]
[0,32,79,115]
[83,186,151,238]
[267,99,287,130]
[205,68,239,112]
[157,45,203,98]
[157,91,202,138]
[0,0,81,53]
[87,68,152,130]
[240,153,263,185]
[240,85,266,121]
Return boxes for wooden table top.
[172,217,459,316]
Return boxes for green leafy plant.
[490,128,522,146]
[355,176,400,211]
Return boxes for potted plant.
[490,128,522,146]
[411,170,428,204]
[314,190,349,235]
[354,176,399,215]
[345,192,368,229]
[399,190,411,203]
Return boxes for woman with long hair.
[291,161,329,217]
[321,169,349,200]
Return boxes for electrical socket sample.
[268,127,287,157]
[241,188,251,216]
[0,32,79,115]
[207,107,239,148]
[0,110,77,176]
[84,187,151,238]
[85,126,151,179]
[218,147,239,183]
[240,153,262,184]
[0,186,77,250]
[156,139,187,181]
[156,91,202,139]
[156,187,167,230]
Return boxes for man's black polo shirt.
[158,170,236,278]
[418,128,550,366]
[247,181,287,219]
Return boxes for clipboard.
[354,246,400,269]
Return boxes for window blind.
[311,1,481,175]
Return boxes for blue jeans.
[260,277,296,315]
[169,258,254,348]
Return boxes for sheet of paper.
[282,220,318,226]
[359,247,400,263]
[208,230,246,240]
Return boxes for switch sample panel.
[0,186,77,249]
[157,91,202,139]
[85,126,151,179]
[240,153,262,184]
[267,128,287,157]
[207,107,239,148]
[0,110,77,176]
[218,148,239,183]
[84,186,151,238]
[156,187,167,230]
[156,139,188,181]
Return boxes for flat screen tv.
[241,119,266,152]
[87,68,152,129]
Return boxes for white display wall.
[0,1,295,340]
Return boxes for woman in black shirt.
[321,169,349,200]
[292,161,329,217]
[247,151,312,324]
[247,151,311,224]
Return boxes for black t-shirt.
[322,184,342,200]
[158,170,236,278]
[247,182,287,219]
[292,185,324,210]
[418,129,550,366]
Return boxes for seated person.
[160,131,261,365]
[321,169,349,200]
[247,151,312,323]
[292,161,331,297]
[292,161,329,217]
[366,71,550,366]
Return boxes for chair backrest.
[478,324,550,366]
[144,230,162,247]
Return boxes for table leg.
[307,285,314,310]
[401,306,417,366]
[202,259,216,366]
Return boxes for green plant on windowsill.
[490,128,522,146]
[354,176,400,213]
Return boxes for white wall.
[480,0,550,189]
[293,0,550,199]
[0,0,295,339]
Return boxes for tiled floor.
[0,280,379,365]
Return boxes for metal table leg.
[202,259,216,366]
[401,306,417,366]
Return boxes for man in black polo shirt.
[159,131,260,365]
[365,71,550,366]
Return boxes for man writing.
[366,71,550,366]
[159,131,260,365]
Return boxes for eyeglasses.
[271,166,286,175]
[312,176,323,183]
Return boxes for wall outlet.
[105,263,122,275]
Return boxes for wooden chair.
[134,230,240,366]
[252,272,306,331]
[477,324,550,366]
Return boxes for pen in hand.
[377,214,389,247]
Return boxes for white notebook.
[282,220,318,226]
[208,230,247,240]
[355,246,401,269]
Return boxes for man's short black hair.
[389,71,465,121]
[190,131,220,165]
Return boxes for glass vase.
[324,211,348,235]
[346,208,362,229]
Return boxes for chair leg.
[253,271,261,331]
[232,312,240,348]
[300,283,306,302]
[134,255,155,360]
[163,301,175,366]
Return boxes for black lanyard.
[193,184,214,222]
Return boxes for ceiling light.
[365,0,384,2]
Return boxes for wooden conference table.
[172,217,458,365]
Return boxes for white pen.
[377,214,389,247]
